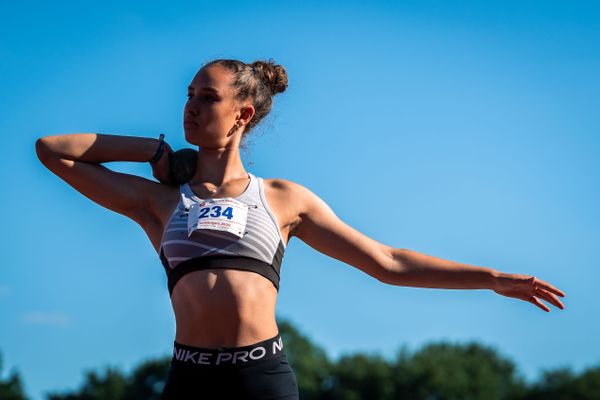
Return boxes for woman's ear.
[240,104,255,126]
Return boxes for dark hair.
[201,58,288,137]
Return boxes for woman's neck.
[189,145,247,186]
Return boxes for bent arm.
[35,133,168,225]
[35,133,161,163]
[381,248,499,290]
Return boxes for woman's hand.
[150,142,175,186]
[492,272,566,312]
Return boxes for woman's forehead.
[190,65,231,92]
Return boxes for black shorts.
[161,331,299,399]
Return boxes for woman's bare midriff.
[142,178,294,349]
[170,268,280,348]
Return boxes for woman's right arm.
[35,133,171,226]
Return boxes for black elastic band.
[149,133,166,164]
[171,331,284,368]
[161,255,281,296]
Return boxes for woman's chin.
[184,130,228,149]
[184,136,198,148]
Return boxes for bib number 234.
[187,198,249,239]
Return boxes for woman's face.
[184,64,251,149]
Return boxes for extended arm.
[385,248,565,311]
[288,180,566,312]
[383,248,497,289]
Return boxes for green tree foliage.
[121,358,171,400]
[324,352,396,400]
[278,318,334,400]
[2,318,600,399]
[525,366,600,400]
[45,358,172,400]
[0,353,29,400]
[392,341,528,400]
[46,366,128,400]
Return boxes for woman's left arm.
[289,181,566,312]
[386,248,565,311]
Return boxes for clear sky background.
[1,1,598,399]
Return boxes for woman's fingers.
[528,296,551,312]
[494,273,566,312]
[534,278,566,298]
[534,287,565,310]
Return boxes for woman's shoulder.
[262,177,306,196]
[260,177,308,236]
[261,177,323,212]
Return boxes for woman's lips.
[184,121,198,127]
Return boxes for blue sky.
[1,1,599,398]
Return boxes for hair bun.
[252,59,288,94]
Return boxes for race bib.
[186,198,249,239]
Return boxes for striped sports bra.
[158,172,286,296]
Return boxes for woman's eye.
[186,94,215,103]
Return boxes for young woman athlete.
[35,58,566,399]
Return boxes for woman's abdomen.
[170,268,279,348]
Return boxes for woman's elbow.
[35,137,53,164]
[375,247,415,286]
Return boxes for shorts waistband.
[171,332,284,368]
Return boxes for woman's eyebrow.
[188,86,220,95]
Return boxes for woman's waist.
[174,315,279,349]
[170,329,286,369]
